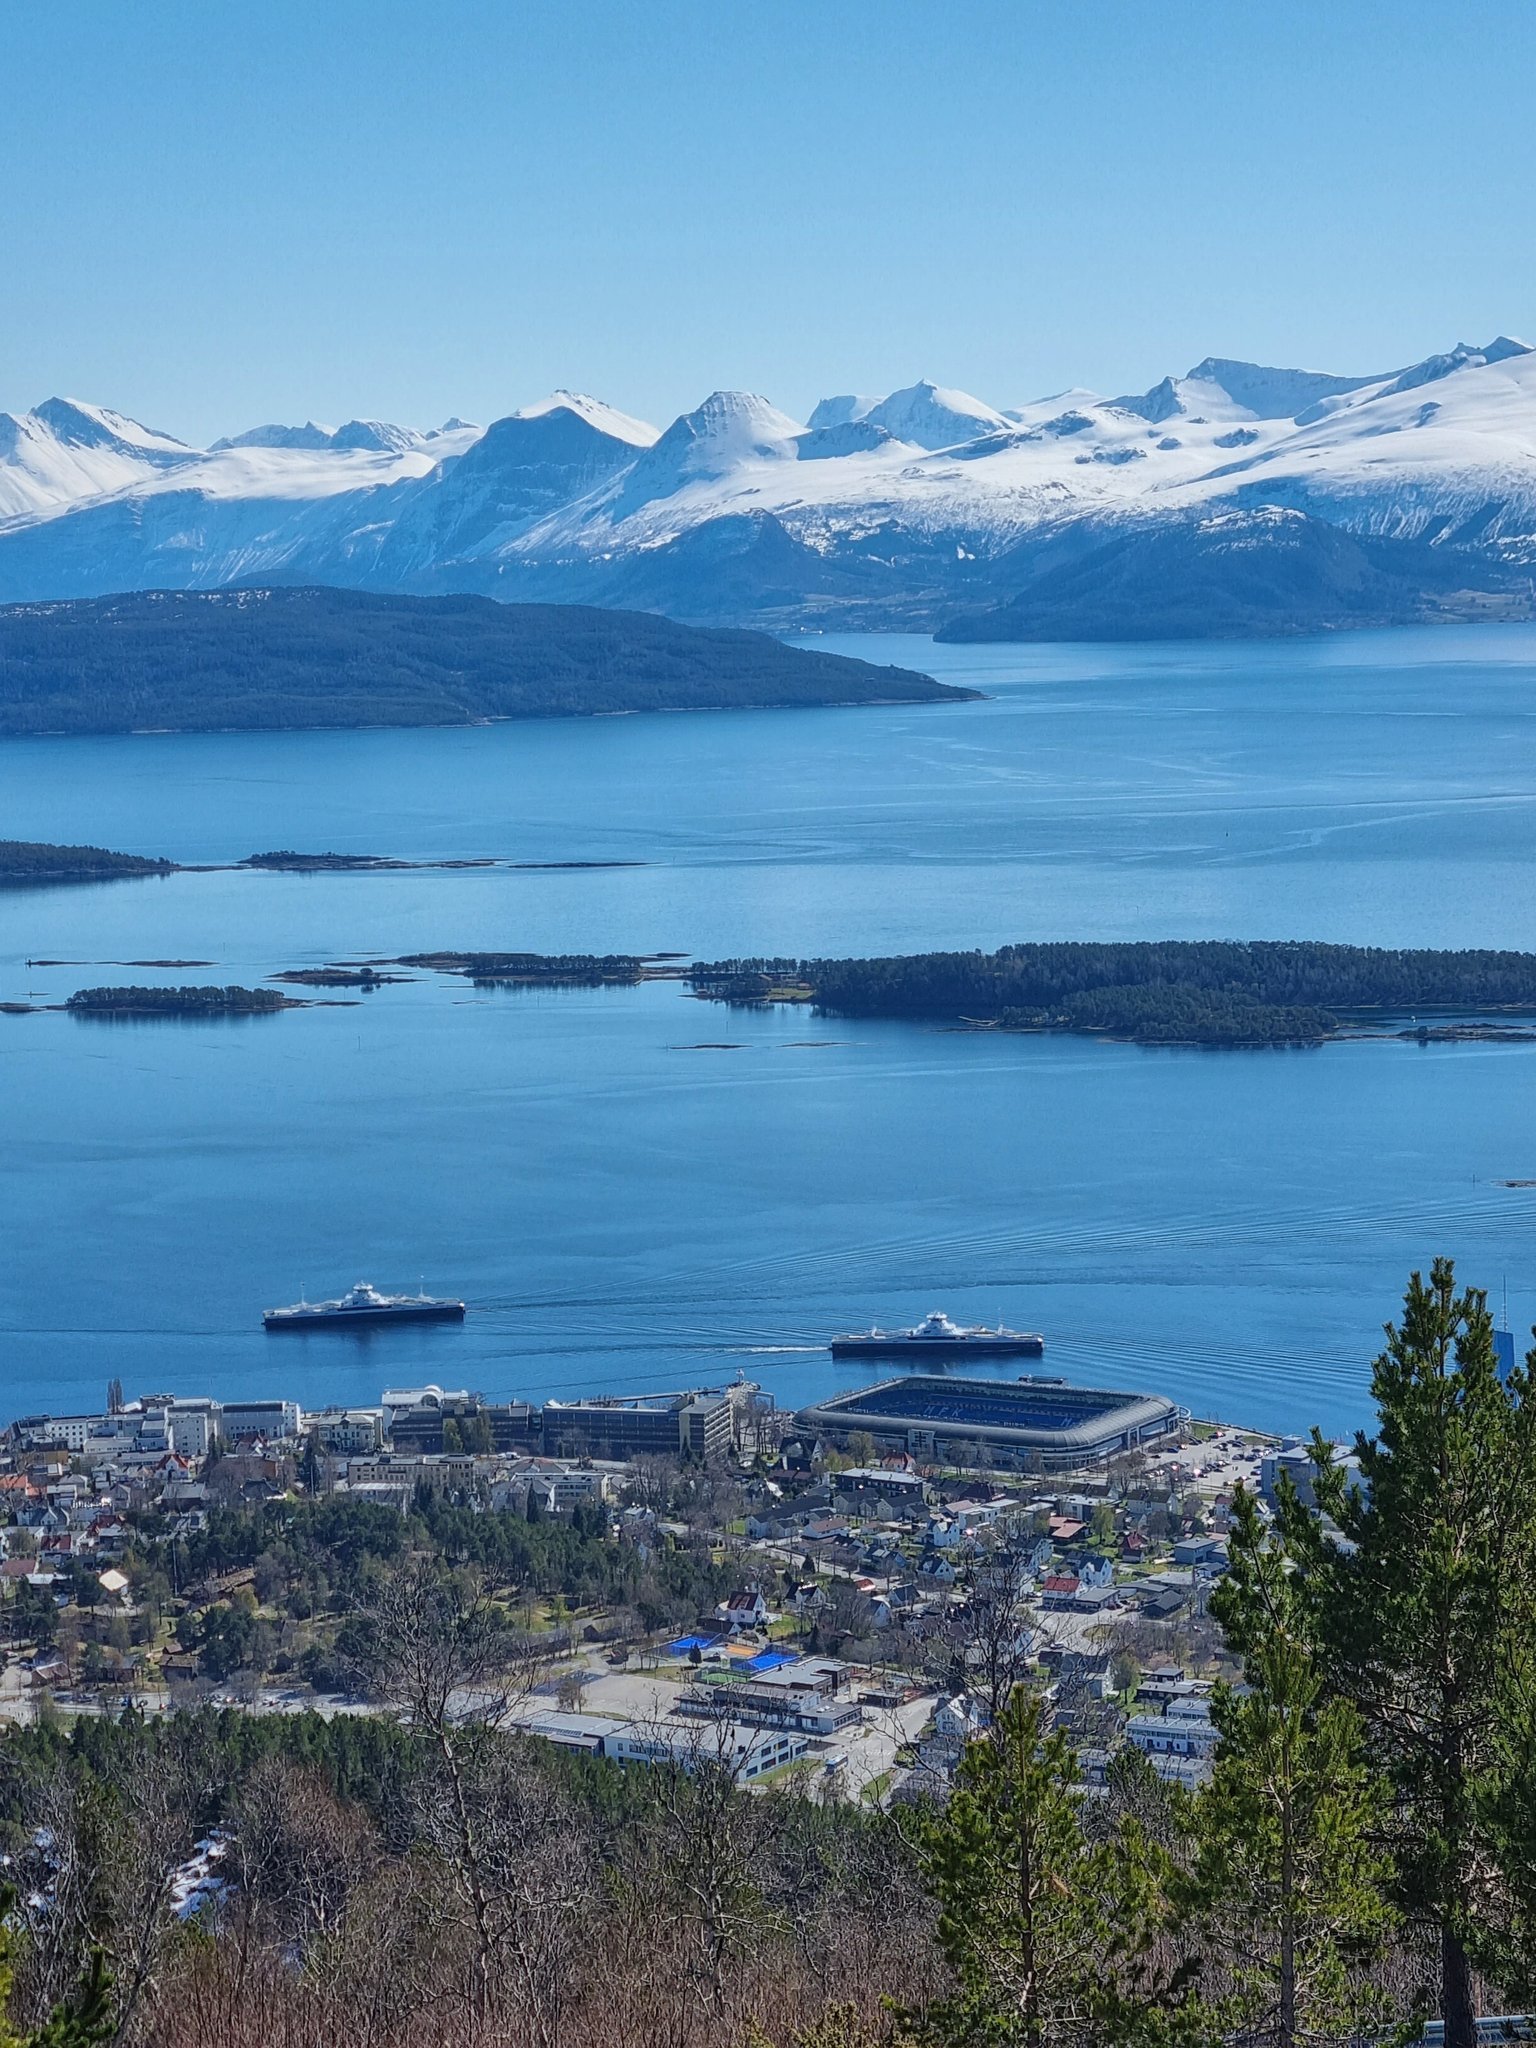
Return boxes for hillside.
[0,587,963,736]
[3,342,1536,632]
[936,507,1523,641]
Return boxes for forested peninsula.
[0,838,174,882]
[392,950,682,986]
[0,841,625,883]
[0,586,965,736]
[686,940,1536,1046]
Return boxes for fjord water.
[4,623,1536,1438]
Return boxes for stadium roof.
[797,1374,1180,1464]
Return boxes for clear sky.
[5,0,1534,445]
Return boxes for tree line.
[688,941,1536,1046]
[0,839,172,882]
[0,586,954,736]
[63,986,296,1015]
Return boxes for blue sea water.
[3,622,1536,1438]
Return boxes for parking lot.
[1142,1424,1274,1499]
[503,1648,936,1798]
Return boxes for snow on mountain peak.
[0,397,196,521]
[590,390,810,525]
[1112,358,1382,426]
[211,422,339,452]
[1110,374,1185,426]
[1001,389,1107,430]
[1384,335,1534,396]
[328,419,426,454]
[807,394,878,430]
[861,379,1011,449]
[645,391,806,475]
[32,397,190,455]
[512,391,658,446]
[1181,358,1381,420]
[795,419,894,460]
[210,418,431,455]
[5,334,1536,616]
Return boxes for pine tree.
[0,1889,114,2048]
[21,1954,112,2048]
[911,1686,1166,2048]
[1281,1260,1536,2047]
[1191,1485,1398,2048]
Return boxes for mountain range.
[4,339,1536,637]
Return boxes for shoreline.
[11,942,1536,1051]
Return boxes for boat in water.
[829,1309,1044,1361]
[263,1281,467,1330]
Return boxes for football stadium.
[796,1374,1185,1470]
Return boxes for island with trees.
[0,585,969,736]
[64,984,303,1017]
[687,938,1536,1047]
[237,850,505,872]
[394,950,683,986]
[269,966,410,988]
[0,838,175,884]
[0,841,647,887]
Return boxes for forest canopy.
[687,939,1536,1047]
[0,586,964,735]
[0,838,172,881]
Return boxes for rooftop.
[797,1374,1181,1458]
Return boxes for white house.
[307,1408,385,1456]
[934,1692,989,1743]
[1126,1706,1219,1761]
[1073,1554,1115,1590]
[720,1585,771,1631]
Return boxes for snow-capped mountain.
[3,340,1536,636]
[210,421,341,453]
[210,418,464,455]
[0,398,193,519]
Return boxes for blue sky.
[5,0,1534,444]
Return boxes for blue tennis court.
[746,1649,795,1672]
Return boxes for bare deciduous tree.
[360,1553,576,2031]
[11,1718,218,2042]
[945,1511,1040,1725]
[229,1759,378,1964]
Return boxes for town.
[0,1367,1326,1801]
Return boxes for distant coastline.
[0,586,970,738]
[685,941,1536,1048]
[0,838,175,884]
[11,940,1536,1050]
[0,840,653,885]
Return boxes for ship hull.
[264,1302,466,1330]
[830,1334,1044,1361]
